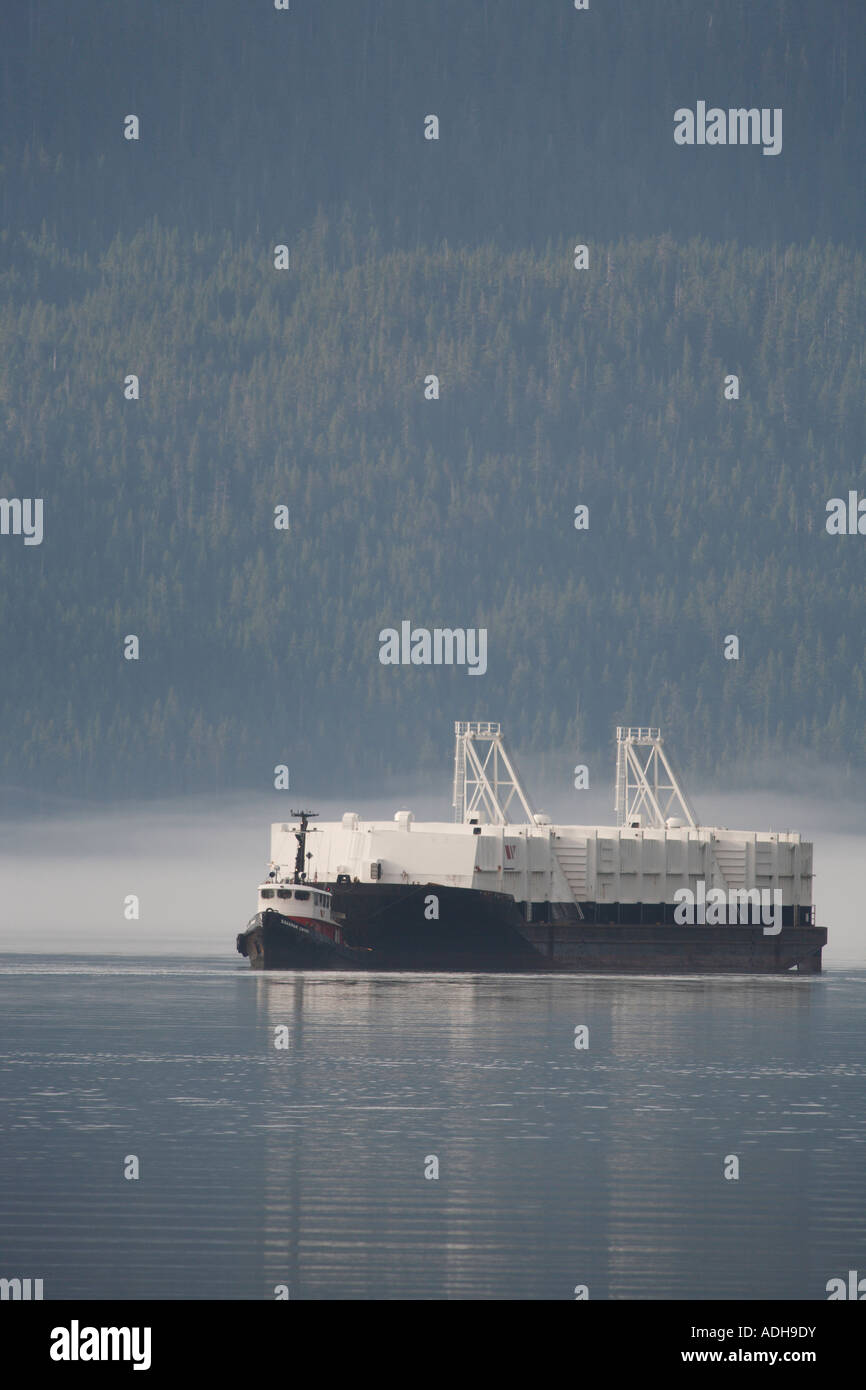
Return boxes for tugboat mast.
[291,809,318,883]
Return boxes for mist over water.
[0,780,861,966]
[1,782,863,1301]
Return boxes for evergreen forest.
[1,1,864,801]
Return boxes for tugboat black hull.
[237,883,826,973]
[237,908,373,970]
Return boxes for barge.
[236,723,826,973]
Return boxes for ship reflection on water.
[248,968,855,1300]
[0,959,862,1301]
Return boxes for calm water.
[0,958,864,1300]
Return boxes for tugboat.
[236,810,370,969]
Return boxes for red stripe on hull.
[285,915,341,942]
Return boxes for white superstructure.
[269,724,814,921]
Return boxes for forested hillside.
[2,219,865,797]
[1,1,863,254]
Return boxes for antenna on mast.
[290,809,318,882]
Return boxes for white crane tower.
[614,726,698,829]
[452,721,698,830]
[452,721,535,825]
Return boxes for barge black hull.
[237,882,826,973]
